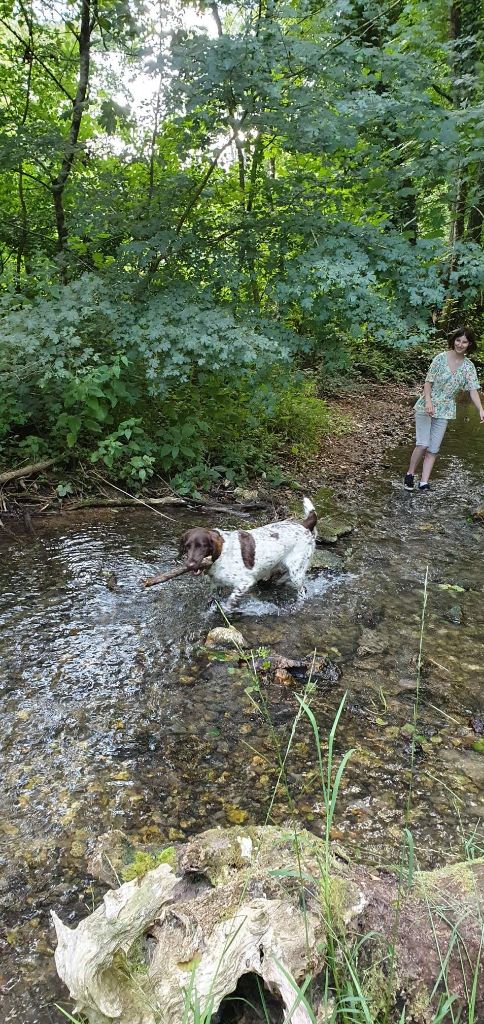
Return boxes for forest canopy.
[0,0,483,488]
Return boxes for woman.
[404,327,483,491]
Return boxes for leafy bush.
[0,275,301,487]
[91,419,157,484]
[347,335,430,384]
[0,264,440,492]
[271,373,336,456]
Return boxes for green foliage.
[56,480,74,497]
[345,336,432,385]
[55,1008,86,1024]
[0,0,483,480]
[91,420,157,484]
[0,275,302,487]
[271,374,336,456]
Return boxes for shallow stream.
[0,406,483,1023]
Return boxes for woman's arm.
[423,380,435,416]
[469,388,484,422]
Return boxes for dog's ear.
[208,530,224,561]
[178,531,190,556]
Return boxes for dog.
[178,497,317,610]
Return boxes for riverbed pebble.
[204,626,247,649]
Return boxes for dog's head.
[178,528,224,571]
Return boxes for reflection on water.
[0,403,483,1023]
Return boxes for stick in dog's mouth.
[142,556,213,588]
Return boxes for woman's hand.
[425,400,435,417]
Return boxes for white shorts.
[415,413,448,454]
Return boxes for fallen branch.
[142,557,212,588]
[66,496,260,516]
[5,492,50,503]
[0,458,57,485]
[66,497,185,511]
[90,471,177,521]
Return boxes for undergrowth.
[1,367,344,496]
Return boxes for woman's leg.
[420,418,448,484]
[408,414,431,476]
[408,445,427,475]
[420,451,437,484]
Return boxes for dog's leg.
[283,549,312,592]
[285,571,308,607]
[222,580,253,612]
[293,587,308,610]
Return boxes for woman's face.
[453,334,470,354]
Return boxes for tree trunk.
[447,1,481,255]
[53,826,484,1024]
[16,11,34,290]
[147,0,165,207]
[466,161,484,244]
[50,0,92,281]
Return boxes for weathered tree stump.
[52,826,484,1024]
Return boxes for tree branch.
[145,134,238,279]
[11,167,51,191]
[429,82,454,104]
[0,17,75,101]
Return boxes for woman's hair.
[448,326,476,353]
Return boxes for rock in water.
[310,549,344,571]
[316,515,353,544]
[204,626,247,650]
[446,603,463,625]
[356,628,388,656]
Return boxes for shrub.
[271,372,336,456]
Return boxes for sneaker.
[418,482,431,491]
[404,473,414,490]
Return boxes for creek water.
[0,405,482,1024]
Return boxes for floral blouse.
[414,351,480,420]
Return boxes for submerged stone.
[357,628,388,657]
[310,549,344,571]
[204,626,247,650]
[469,715,484,736]
[317,516,353,544]
[446,603,463,625]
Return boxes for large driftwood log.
[0,458,57,484]
[53,827,484,1024]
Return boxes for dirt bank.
[309,381,415,498]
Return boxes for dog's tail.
[302,496,317,533]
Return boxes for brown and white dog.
[179,497,317,610]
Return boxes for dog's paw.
[217,598,241,618]
[292,587,307,608]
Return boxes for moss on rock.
[121,846,176,882]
